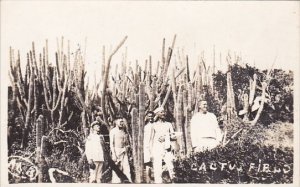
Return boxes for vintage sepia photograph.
[1,1,299,186]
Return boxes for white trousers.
[111,152,131,183]
[194,138,220,153]
[152,149,174,183]
[89,161,104,183]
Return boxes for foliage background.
[7,63,294,183]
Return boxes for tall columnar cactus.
[184,107,192,155]
[175,87,185,154]
[36,116,43,161]
[182,90,188,154]
[226,57,237,123]
[21,54,34,148]
[33,78,38,124]
[137,82,145,183]
[9,44,41,148]
[36,115,44,182]
[8,49,23,117]
[131,107,139,182]
[43,69,57,122]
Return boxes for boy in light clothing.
[85,121,105,183]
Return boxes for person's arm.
[190,115,197,148]
[144,125,149,149]
[212,114,223,142]
[149,124,155,159]
[109,129,117,161]
[125,132,131,152]
[85,137,94,165]
[164,123,174,150]
[169,123,176,140]
[85,138,91,160]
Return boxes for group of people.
[84,98,223,183]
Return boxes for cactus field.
[7,36,294,183]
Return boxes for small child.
[85,121,105,183]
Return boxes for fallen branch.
[223,128,244,146]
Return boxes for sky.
[1,1,299,82]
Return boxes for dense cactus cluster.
[7,36,293,183]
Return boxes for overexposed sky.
[1,1,299,79]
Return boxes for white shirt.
[144,122,153,162]
[85,133,105,161]
[190,112,222,148]
[150,121,174,153]
[109,127,129,158]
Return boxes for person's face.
[117,118,125,128]
[157,110,166,119]
[147,113,154,123]
[93,124,101,132]
[199,101,208,113]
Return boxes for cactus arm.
[159,38,166,83]
[137,82,145,182]
[101,36,127,126]
[163,35,177,78]
[175,67,186,79]
[187,83,193,110]
[16,50,24,85]
[32,42,39,79]
[57,74,69,127]
[185,55,190,82]
[249,74,257,106]
[21,64,34,148]
[56,40,61,79]
[161,84,172,108]
[171,68,177,104]
[130,107,138,182]
[52,68,58,109]
[33,78,38,121]
[41,58,51,111]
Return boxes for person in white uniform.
[85,121,105,183]
[190,99,223,153]
[149,107,175,183]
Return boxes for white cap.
[90,121,100,127]
[154,107,164,114]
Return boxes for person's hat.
[154,107,164,114]
[115,114,124,120]
[90,121,100,128]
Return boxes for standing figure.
[149,107,175,183]
[190,99,223,153]
[109,117,132,183]
[85,121,105,183]
[144,111,155,183]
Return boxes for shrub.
[173,124,293,184]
